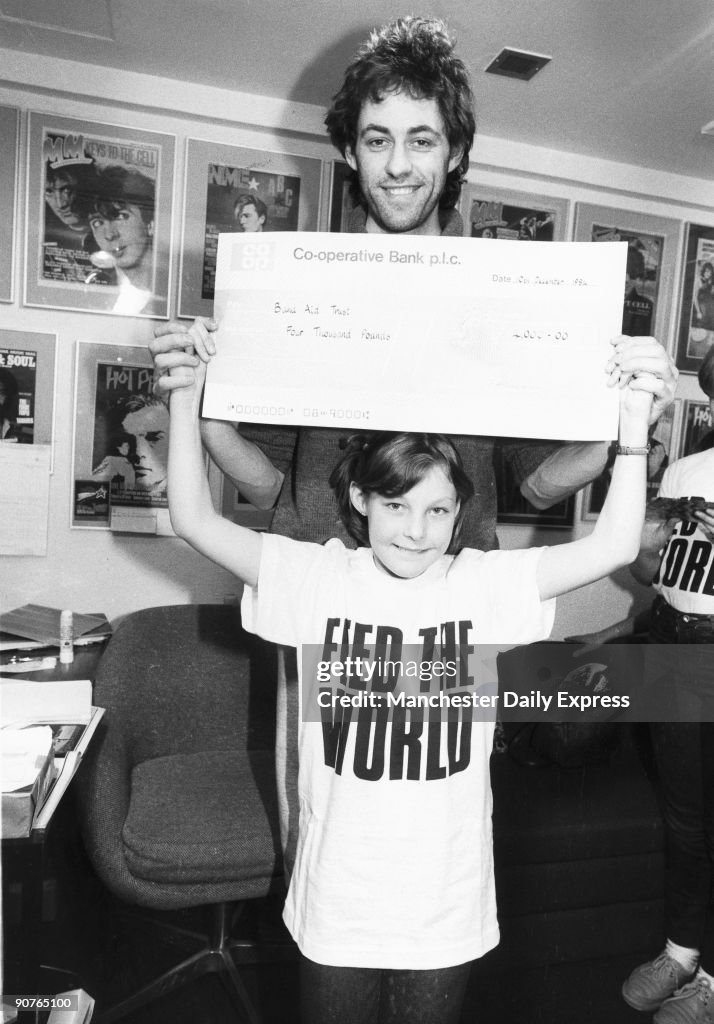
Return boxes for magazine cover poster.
[201,164,301,299]
[468,199,556,241]
[26,114,175,317]
[0,329,56,447]
[590,224,664,336]
[679,400,714,457]
[0,348,38,444]
[0,106,19,303]
[73,342,166,528]
[179,139,323,318]
[91,361,168,508]
[676,226,714,372]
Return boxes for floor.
[20,856,660,1024]
[4,730,664,1024]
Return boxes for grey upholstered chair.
[76,603,296,1023]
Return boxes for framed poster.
[329,160,360,232]
[0,329,56,447]
[581,400,681,521]
[675,223,714,373]
[25,113,175,318]
[0,106,20,303]
[178,138,323,318]
[678,399,713,458]
[460,185,569,241]
[72,341,170,529]
[220,481,273,531]
[494,444,575,528]
[574,204,680,344]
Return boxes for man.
[233,194,267,232]
[151,17,677,1022]
[92,394,169,495]
[43,161,99,282]
[87,166,159,315]
[151,16,676,551]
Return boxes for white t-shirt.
[242,534,555,969]
[653,449,714,614]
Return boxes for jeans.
[299,956,473,1024]
[648,597,714,970]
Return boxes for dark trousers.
[300,956,473,1024]
[648,597,714,970]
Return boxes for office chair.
[76,603,297,1023]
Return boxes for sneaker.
[654,976,714,1024]
[622,953,695,1012]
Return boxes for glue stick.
[59,609,74,664]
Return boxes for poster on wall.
[494,444,575,528]
[25,113,175,318]
[675,223,714,374]
[459,185,569,241]
[72,341,172,532]
[678,399,713,457]
[0,329,57,557]
[178,138,323,318]
[329,160,360,232]
[0,106,20,304]
[0,328,56,447]
[574,204,680,343]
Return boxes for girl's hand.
[151,317,218,396]
[605,335,678,425]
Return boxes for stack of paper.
[1,724,55,838]
[0,604,111,652]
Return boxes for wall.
[1,51,712,636]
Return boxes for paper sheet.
[204,233,627,441]
[0,444,51,556]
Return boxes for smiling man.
[149,16,677,1024]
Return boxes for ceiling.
[1,0,713,183]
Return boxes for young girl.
[168,345,654,1024]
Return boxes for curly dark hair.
[325,16,476,212]
[328,431,474,553]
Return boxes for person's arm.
[537,385,651,600]
[199,419,284,509]
[151,317,284,510]
[522,335,678,509]
[167,347,262,588]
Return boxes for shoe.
[622,952,695,1012]
[654,976,714,1024]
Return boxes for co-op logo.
[231,240,274,272]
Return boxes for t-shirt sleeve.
[455,546,556,645]
[240,532,328,646]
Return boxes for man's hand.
[605,336,678,425]
[150,317,218,397]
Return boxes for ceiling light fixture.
[485,47,551,82]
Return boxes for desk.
[2,642,106,1022]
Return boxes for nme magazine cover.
[0,348,37,444]
[201,162,301,298]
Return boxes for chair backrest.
[76,604,282,907]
